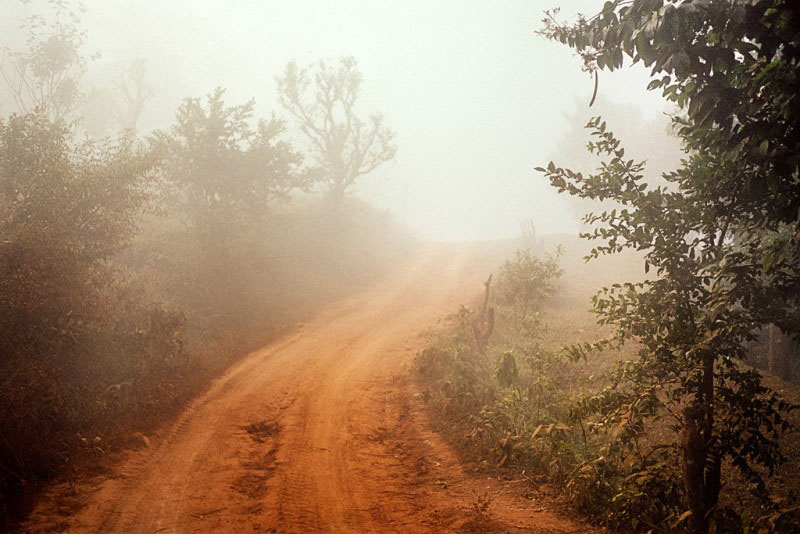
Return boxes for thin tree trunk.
[682,350,719,534]
[767,324,792,381]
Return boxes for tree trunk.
[767,324,793,382]
[682,405,707,534]
[681,351,720,534]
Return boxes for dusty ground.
[22,246,592,533]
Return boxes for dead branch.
[472,275,494,353]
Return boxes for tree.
[79,59,153,138]
[0,112,156,360]
[547,94,682,228]
[766,324,793,382]
[0,0,88,122]
[275,56,396,204]
[539,2,800,532]
[162,87,303,242]
[113,58,154,132]
[540,124,795,532]
[541,1,799,232]
[157,88,305,322]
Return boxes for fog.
[9,3,800,531]
[2,0,681,241]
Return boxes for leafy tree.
[161,87,303,243]
[275,56,396,204]
[539,1,800,532]
[0,113,156,359]
[547,94,682,228]
[0,0,89,122]
[157,88,305,323]
[543,0,799,174]
[540,123,795,532]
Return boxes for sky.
[2,0,678,241]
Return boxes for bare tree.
[113,58,154,132]
[276,56,396,204]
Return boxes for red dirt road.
[25,247,591,533]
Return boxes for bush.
[417,248,570,471]
[416,248,701,531]
[417,245,800,533]
[0,108,415,528]
[0,112,169,522]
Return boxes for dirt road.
[25,247,590,533]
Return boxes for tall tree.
[540,1,800,532]
[275,56,396,204]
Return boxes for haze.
[3,0,680,241]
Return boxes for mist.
[3,0,681,240]
[9,1,792,532]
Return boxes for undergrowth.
[417,247,800,533]
[0,196,410,530]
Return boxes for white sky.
[2,0,674,241]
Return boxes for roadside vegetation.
[420,1,800,533]
[0,2,409,528]
[3,1,799,533]
[418,238,800,533]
